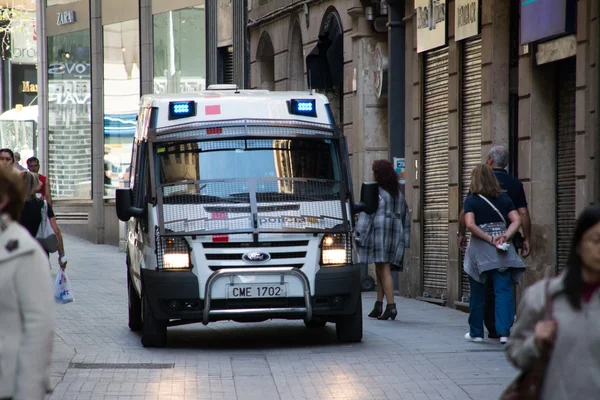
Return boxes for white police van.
[116,86,378,347]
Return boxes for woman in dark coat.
[354,160,411,320]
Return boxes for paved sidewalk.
[46,235,517,400]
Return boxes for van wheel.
[304,320,326,329]
[127,272,142,331]
[141,295,167,348]
[335,295,363,343]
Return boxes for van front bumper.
[142,264,361,323]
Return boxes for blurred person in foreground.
[0,167,55,400]
[505,204,600,399]
[20,171,67,267]
[355,159,411,320]
[463,164,526,343]
[26,156,53,206]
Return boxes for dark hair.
[27,156,40,164]
[372,159,399,198]
[0,167,25,220]
[0,148,14,163]
[564,204,600,310]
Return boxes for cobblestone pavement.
[46,235,517,400]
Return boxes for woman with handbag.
[463,164,526,343]
[354,160,411,321]
[0,167,55,400]
[504,205,600,399]
[19,171,67,268]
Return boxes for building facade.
[247,0,400,198]
[36,0,246,245]
[401,0,600,307]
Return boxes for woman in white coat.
[0,167,55,400]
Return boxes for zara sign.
[57,11,77,26]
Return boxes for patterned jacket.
[354,187,411,269]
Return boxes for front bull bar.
[202,267,312,325]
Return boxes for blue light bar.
[168,101,197,120]
[288,99,317,118]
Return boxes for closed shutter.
[460,37,482,299]
[556,59,576,273]
[218,46,234,84]
[422,47,449,297]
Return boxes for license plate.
[227,284,287,299]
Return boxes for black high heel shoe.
[377,304,397,320]
[368,301,383,318]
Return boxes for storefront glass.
[47,29,91,199]
[103,19,139,198]
[47,0,79,6]
[153,6,205,94]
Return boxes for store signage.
[10,14,36,64]
[22,81,38,93]
[520,0,576,44]
[48,63,91,76]
[57,11,77,26]
[455,0,479,41]
[415,0,447,53]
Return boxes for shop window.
[153,6,206,94]
[103,19,140,198]
[47,29,91,199]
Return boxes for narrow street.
[47,235,517,400]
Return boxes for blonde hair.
[21,170,41,200]
[469,164,503,198]
[0,167,25,220]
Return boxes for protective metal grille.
[152,119,335,142]
[155,227,193,269]
[422,47,450,297]
[158,178,346,235]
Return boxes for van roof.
[140,90,333,128]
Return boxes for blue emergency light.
[288,99,317,117]
[168,101,197,120]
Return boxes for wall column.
[139,0,153,95]
[90,0,105,243]
[206,0,218,86]
[36,1,48,172]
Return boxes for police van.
[116,86,378,347]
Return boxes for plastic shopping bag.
[53,268,74,304]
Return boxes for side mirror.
[116,188,144,222]
[354,182,379,215]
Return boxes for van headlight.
[156,230,192,269]
[321,233,351,266]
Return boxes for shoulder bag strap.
[477,194,507,226]
[543,279,554,320]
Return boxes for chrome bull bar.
[202,267,312,325]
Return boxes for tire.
[360,276,376,292]
[336,295,363,343]
[127,271,142,331]
[304,320,327,329]
[141,295,167,347]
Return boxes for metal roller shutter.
[422,47,449,297]
[460,37,482,300]
[556,59,576,273]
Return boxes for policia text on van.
[116,86,378,347]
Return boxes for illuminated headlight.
[321,234,350,266]
[163,253,190,269]
[156,230,192,270]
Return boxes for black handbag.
[478,194,524,250]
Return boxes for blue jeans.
[469,270,515,338]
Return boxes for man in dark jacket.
[458,145,531,338]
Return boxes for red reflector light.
[211,212,227,219]
[206,127,223,135]
[212,234,229,242]
[205,105,221,115]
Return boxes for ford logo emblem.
[242,251,271,262]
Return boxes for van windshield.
[156,138,342,201]
[154,138,347,234]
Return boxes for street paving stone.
[45,235,517,400]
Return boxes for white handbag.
[35,200,59,253]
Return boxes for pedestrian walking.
[19,171,67,267]
[504,204,600,400]
[0,167,55,400]
[355,159,411,321]
[463,164,526,343]
[13,151,26,171]
[458,145,531,339]
[27,156,53,206]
